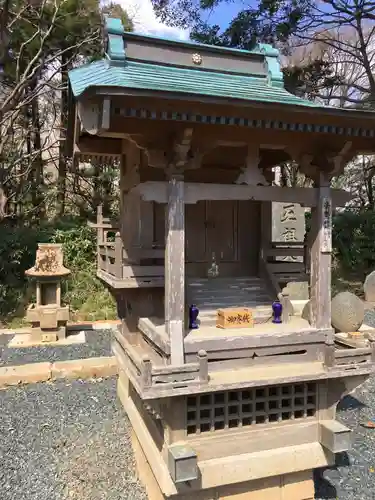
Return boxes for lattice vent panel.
[186,382,317,436]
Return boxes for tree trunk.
[93,162,101,214]
[56,53,70,217]
[31,86,45,218]
[102,165,112,216]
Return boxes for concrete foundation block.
[131,430,315,500]
[51,357,118,380]
[0,362,52,387]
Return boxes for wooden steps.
[276,273,309,285]
[265,243,308,288]
[187,276,274,326]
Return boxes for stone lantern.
[25,243,71,342]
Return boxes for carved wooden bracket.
[154,128,204,175]
[235,146,269,186]
[127,127,209,173]
[289,141,355,182]
[329,141,354,177]
[174,128,193,168]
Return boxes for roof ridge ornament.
[104,17,126,64]
[258,43,284,89]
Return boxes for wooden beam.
[131,181,352,207]
[165,173,185,365]
[74,136,122,157]
[310,173,332,333]
[184,328,330,353]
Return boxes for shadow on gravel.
[337,394,367,411]
[314,453,350,499]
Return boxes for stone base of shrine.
[131,430,315,500]
[117,368,326,500]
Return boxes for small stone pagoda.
[67,17,375,500]
[26,243,70,342]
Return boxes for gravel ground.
[0,377,146,500]
[315,376,375,500]
[1,346,375,499]
[0,329,112,367]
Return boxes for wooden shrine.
[67,17,375,500]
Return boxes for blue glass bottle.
[272,300,283,324]
[189,304,199,329]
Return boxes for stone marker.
[272,202,306,256]
[331,291,365,333]
[283,282,309,301]
[272,201,308,300]
[364,270,375,302]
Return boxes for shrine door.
[154,200,260,278]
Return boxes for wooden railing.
[261,240,309,291]
[266,241,305,261]
[98,233,123,277]
[90,206,165,286]
[88,206,121,277]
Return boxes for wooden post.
[141,355,152,388]
[262,169,275,252]
[278,290,292,324]
[165,172,185,366]
[120,141,143,265]
[310,172,332,335]
[260,201,272,261]
[198,349,208,382]
[97,205,104,245]
[115,232,123,279]
[96,205,104,272]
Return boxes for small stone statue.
[207,252,219,278]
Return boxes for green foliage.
[332,210,375,277]
[151,0,310,47]
[50,222,116,320]
[283,60,343,100]
[51,223,96,270]
[0,1,131,325]
[0,223,46,320]
[102,2,134,31]
[0,219,116,326]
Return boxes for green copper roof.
[69,59,317,107]
[68,17,318,108]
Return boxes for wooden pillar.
[260,168,274,260]
[260,201,272,260]
[96,205,103,271]
[120,142,142,264]
[165,172,185,365]
[310,172,332,333]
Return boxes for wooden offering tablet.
[216,307,254,329]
